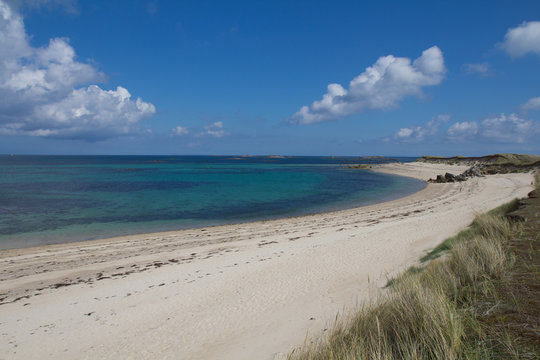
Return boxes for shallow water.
[0,155,423,249]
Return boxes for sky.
[0,0,539,156]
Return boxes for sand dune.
[0,162,533,359]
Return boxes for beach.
[0,162,534,359]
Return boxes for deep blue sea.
[0,155,423,249]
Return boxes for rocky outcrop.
[428,166,484,183]
[461,166,484,177]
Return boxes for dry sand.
[0,162,534,359]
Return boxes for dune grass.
[289,178,539,360]
[420,198,520,263]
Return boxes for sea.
[0,155,424,250]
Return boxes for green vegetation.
[421,198,520,262]
[347,164,373,169]
[419,153,540,166]
[418,153,540,174]
[490,153,540,166]
[289,176,539,360]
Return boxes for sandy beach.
[0,162,534,360]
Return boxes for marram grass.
[421,198,520,262]
[289,203,521,360]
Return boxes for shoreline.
[0,165,426,254]
[0,162,534,359]
[0,163,424,252]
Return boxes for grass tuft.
[421,198,520,262]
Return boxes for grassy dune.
[418,153,540,166]
[418,153,540,174]
[289,175,539,360]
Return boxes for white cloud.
[170,122,229,139]
[196,121,226,138]
[520,96,540,111]
[395,127,414,139]
[5,0,78,13]
[463,62,492,76]
[394,114,450,142]
[0,0,155,140]
[446,121,478,141]
[481,113,537,143]
[501,21,540,58]
[291,46,446,124]
[172,125,189,135]
[447,114,539,143]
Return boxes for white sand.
[0,162,534,359]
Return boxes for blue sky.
[0,0,539,156]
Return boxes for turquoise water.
[0,155,423,249]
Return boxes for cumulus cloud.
[446,121,478,141]
[500,21,540,58]
[194,121,227,138]
[447,114,538,143]
[290,46,446,124]
[170,121,228,139]
[0,0,155,140]
[520,96,540,111]
[394,114,449,142]
[481,113,537,143]
[395,127,414,140]
[172,125,189,136]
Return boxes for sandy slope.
[0,162,533,360]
